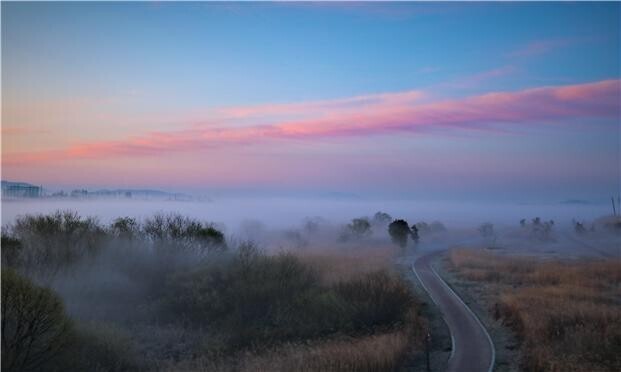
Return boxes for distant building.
[70,189,88,198]
[1,181,42,198]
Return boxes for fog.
[1,197,612,233]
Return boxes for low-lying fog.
[3,197,619,259]
[1,197,612,232]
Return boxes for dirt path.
[412,251,495,372]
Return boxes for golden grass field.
[448,249,621,372]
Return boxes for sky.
[2,2,620,202]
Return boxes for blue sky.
[2,2,620,201]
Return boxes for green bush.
[1,269,73,372]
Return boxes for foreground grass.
[448,249,621,372]
[161,329,414,371]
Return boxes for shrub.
[1,269,73,371]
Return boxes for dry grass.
[296,245,399,284]
[162,328,417,372]
[449,249,621,372]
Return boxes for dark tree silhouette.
[388,220,412,248]
[2,269,73,371]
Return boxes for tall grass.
[449,249,621,371]
[163,330,416,371]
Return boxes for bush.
[1,269,73,371]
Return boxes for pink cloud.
[3,79,619,166]
[218,90,426,119]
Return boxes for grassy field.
[447,249,621,372]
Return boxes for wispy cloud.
[3,79,619,166]
[444,65,518,89]
[507,38,575,58]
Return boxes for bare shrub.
[1,269,73,371]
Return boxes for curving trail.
[413,251,495,372]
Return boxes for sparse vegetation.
[448,249,621,372]
[519,217,555,241]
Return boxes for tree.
[478,223,494,238]
[478,223,496,247]
[349,218,372,237]
[373,212,392,226]
[388,220,412,248]
[340,218,372,241]
[574,221,586,234]
[2,269,73,371]
[414,222,430,235]
[109,216,140,240]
